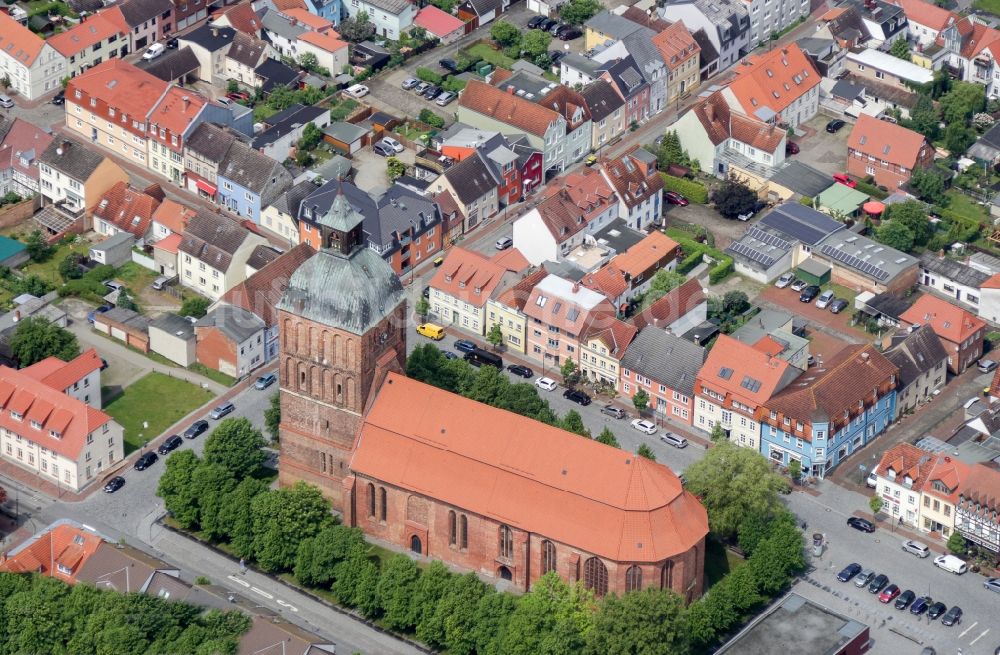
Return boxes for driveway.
[352,146,416,195]
[794,113,853,176]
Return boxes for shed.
[816,184,870,218]
[89,232,135,267]
[148,314,196,366]
[0,236,28,268]
[322,122,368,155]
[796,257,831,286]
[93,307,151,352]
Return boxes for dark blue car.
[910,596,932,615]
[454,339,477,354]
[837,563,862,583]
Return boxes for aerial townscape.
[6,0,1000,651]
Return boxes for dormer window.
[474,287,481,295]
[458,281,465,289]
[10,411,21,422]
[445,275,452,282]
[57,563,73,575]
[49,430,60,439]
[29,420,41,431]
[888,469,896,480]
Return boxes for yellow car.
[584,154,597,166]
[416,323,445,340]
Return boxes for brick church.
[275,192,709,598]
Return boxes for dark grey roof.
[768,162,835,198]
[117,0,172,27]
[196,305,265,343]
[887,324,948,388]
[250,105,328,149]
[186,122,239,163]
[247,245,282,270]
[830,79,865,100]
[621,27,664,80]
[759,202,844,246]
[462,0,501,17]
[39,137,106,181]
[691,28,718,65]
[101,307,150,330]
[0,117,13,144]
[372,185,440,249]
[227,32,267,68]
[978,122,1000,151]
[261,103,307,128]
[593,218,645,254]
[138,46,200,82]
[178,211,252,272]
[276,244,406,336]
[620,328,706,397]
[254,58,299,92]
[300,179,377,227]
[218,141,293,203]
[863,291,913,319]
[918,252,990,288]
[179,24,236,52]
[261,9,307,40]
[585,10,643,40]
[317,191,365,232]
[444,151,499,205]
[91,232,134,252]
[395,175,429,192]
[150,313,195,340]
[603,55,647,98]
[270,179,317,217]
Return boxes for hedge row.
[855,181,888,200]
[661,173,709,204]
[665,228,733,284]
[708,256,734,284]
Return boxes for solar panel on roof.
[820,244,890,281]
[730,241,776,267]
[746,227,790,250]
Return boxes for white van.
[142,43,165,60]
[933,554,968,574]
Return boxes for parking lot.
[793,113,855,176]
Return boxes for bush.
[418,109,445,129]
[855,180,889,200]
[677,247,706,274]
[708,256,734,284]
[661,173,708,204]
[442,77,466,93]
[415,67,443,85]
[799,196,813,206]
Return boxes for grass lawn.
[329,98,359,122]
[704,535,745,587]
[104,372,214,453]
[945,189,989,222]
[974,0,1000,15]
[113,261,157,293]
[464,43,515,69]
[21,240,90,286]
[190,363,237,387]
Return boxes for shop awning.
[195,178,217,195]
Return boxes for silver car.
[815,289,835,309]
[401,77,419,89]
[854,568,875,588]
[436,91,456,106]
[660,432,688,448]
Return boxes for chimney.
[572,282,580,293]
[861,351,870,362]
[507,86,515,95]
[211,27,219,37]
[182,95,190,111]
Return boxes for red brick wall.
[847,146,933,190]
[195,326,237,377]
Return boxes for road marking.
[250,586,274,600]
[959,621,977,638]
[227,575,250,588]
[970,628,990,645]
[276,599,298,612]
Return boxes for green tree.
[683,440,789,539]
[204,417,268,479]
[264,393,281,441]
[294,524,366,587]
[377,554,422,630]
[585,589,689,655]
[560,0,601,24]
[875,219,915,253]
[712,176,757,219]
[490,20,521,48]
[226,79,240,93]
[190,462,238,541]
[521,29,552,59]
[297,122,323,151]
[419,109,445,128]
[748,516,805,594]
[58,253,84,280]
[9,274,52,298]
[709,423,726,443]
[497,573,595,655]
[338,11,375,42]
[890,37,911,61]
[908,166,947,204]
[179,296,210,318]
[560,358,580,387]
[406,343,470,393]
[883,200,931,246]
[595,427,620,448]
[904,93,939,140]
[386,156,406,182]
[636,443,656,461]
[486,322,504,350]
[632,388,649,411]
[788,458,801,483]
[494,382,557,424]
[332,550,380,613]
[115,287,138,312]
[156,450,203,528]
[0,75,10,90]
[722,290,750,315]
[423,572,490,654]
[411,561,453,643]
[251,482,334,571]
[560,409,591,438]
[640,269,686,308]
[24,230,53,263]
[9,316,80,366]
[869,494,883,520]
[947,530,967,555]
[218,477,269,558]
[657,130,686,169]
[415,296,430,319]
[298,51,320,72]
[944,121,975,154]
[939,81,985,124]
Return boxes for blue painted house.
[759,344,899,479]
[216,141,293,224]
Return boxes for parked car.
[103,476,125,493]
[439,58,459,72]
[833,172,857,188]
[142,43,165,60]
[866,470,878,488]
[901,539,930,558]
[829,299,849,314]
[549,21,567,33]
[847,517,876,533]
[51,90,65,105]
[415,81,431,94]
[210,402,235,420]
[0,95,13,109]
[558,26,582,40]
[799,285,821,303]
[226,91,250,102]
[402,77,419,89]
[422,84,442,99]
[815,289,836,309]
[535,377,557,391]
[878,584,900,603]
[775,272,794,288]
[933,554,968,574]
[983,577,1000,593]
[255,373,277,389]
[134,451,159,470]
[345,84,369,98]
[527,15,547,28]
[601,405,626,419]
[157,435,183,455]
[495,236,513,250]
[927,601,947,620]
[539,18,558,31]
[436,91,456,106]
[826,119,846,133]
[910,596,932,615]
[631,419,657,434]
[507,364,534,378]
[166,37,178,49]
[941,605,963,626]
[867,574,889,594]
[837,562,862,582]
[660,432,688,448]
[103,280,124,292]
[183,420,209,439]
[737,201,767,221]
[87,305,112,324]
[380,137,404,153]
[454,339,477,353]
[854,569,875,588]
[894,589,915,610]
[563,389,592,406]
[790,279,808,292]
[665,191,689,206]
[549,50,567,64]
[441,350,458,360]
[785,141,800,155]
[978,358,998,373]
[372,142,394,157]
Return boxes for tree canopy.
[9,317,80,367]
[203,418,268,479]
[559,0,601,24]
[712,177,757,219]
[875,218,916,253]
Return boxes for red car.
[226,91,250,102]
[878,584,900,603]
[833,172,857,188]
[665,191,689,206]
[786,141,800,155]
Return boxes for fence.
[0,197,38,230]
[131,249,157,271]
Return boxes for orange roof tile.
[459,79,560,138]
[607,231,679,278]
[352,373,708,561]
[152,232,182,254]
[889,0,957,31]
[533,167,616,242]
[923,454,969,502]
[583,317,638,357]
[493,266,548,311]
[753,335,785,357]
[22,349,102,393]
[876,443,935,489]
[90,181,162,238]
[149,87,207,141]
[100,5,129,33]
[959,463,1000,510]
[430,247,509,308]
[726,44,820,118]
[523,274,617,336]
[298,30,348,53]
[413,5,465,37]
[899,294,986,345]
[697,334,795,408]
[848,114,930,169]
[581,265,629,301]
[0,12,46,66]
[222,2,262,34]
[632,278,705,331]
[283,7,334,30]
[689,91,784,151]
[272,0,307,9]
[490,247,530,273]
[67,59,170,124]
[651,20,700,72]
[599,146,665,209]
[0,524,102,581]
[48,13,124,57]
[151,198,196,234]
[983,272,1000,289]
